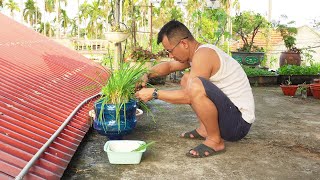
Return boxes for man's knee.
[180,72,189,88]
[186,77,205,99]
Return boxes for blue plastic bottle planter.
[94,99,137,140]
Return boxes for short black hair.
[157,20,194,45]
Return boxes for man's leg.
[187,77,225,156]
[180,73,208,139]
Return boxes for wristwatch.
[152,88,158,99]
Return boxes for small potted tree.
[232,11,270,66]
[274,17,301,67]
[280,76,298,96]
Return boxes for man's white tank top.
[194,44,255,123]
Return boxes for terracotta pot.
[298,84,313,96]
[279,52,301,67]
[310,86,320,99]
[310,83,320,89]
[313,79,320,84]
[280,85,298,96]
[307,86,313,96]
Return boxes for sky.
[238,0,320,26]
[1,0,319,27]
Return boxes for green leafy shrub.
[242,65,276,77]
[277,65,320,75]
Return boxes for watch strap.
[152,88,158,99]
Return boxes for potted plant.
[280,76,299,96]
[126,46,157,66]
[297,82,312,98]
[232,11,270,66]
[277,65,320,84]
[126,46,167,85]
[310,83,320,99]
[93,62,149,140]
[105,23,131,43]
[274,17,301,66]
[242,65,277,86]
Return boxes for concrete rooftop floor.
[62,83,320,180]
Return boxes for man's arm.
[148,60,190,78]
[136,48,219,104]
[155,48,219,104]
[139,60,190,87]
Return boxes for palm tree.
[0,0,4,9]
[59,8,70,36]
[70,17,79,37]
[23,0,42,30]
[38,22,55,36]
[79,0,91,38]
[86,0,106,39]
[44,0,55,37]
[55,0,67,38]
[77,0,80,38]
[5,0,20,18]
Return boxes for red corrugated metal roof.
[0,13,108,179]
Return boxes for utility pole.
[266,0,272,67]
[20,0,23,24]
[77,0,80,39]
[149,2,153,52]
[268,0,272,22]
[114,0,121,69]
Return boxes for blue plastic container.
[93,99,137,140]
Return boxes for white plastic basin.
[104,140,146,164]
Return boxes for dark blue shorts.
[199,77,251,141]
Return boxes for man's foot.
[186,144,226,158]
[187,137,225,157]
[180,129,207,140]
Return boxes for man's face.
[162,35,188,63]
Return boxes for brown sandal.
[181,129,205,140]
[186,144,226,158]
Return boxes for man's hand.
[135,88,155,102]
[135,74,149,91]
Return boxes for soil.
[62,84,320,180]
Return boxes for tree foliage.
[232,11,270,52]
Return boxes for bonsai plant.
[232,11,270,66]
[274,16,301,66]
[297,82,312,98]
[93,62,149,139]
[280,76,298,96]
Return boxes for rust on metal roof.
[0,13,108,179]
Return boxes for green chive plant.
[132,141,156,152]
[95,62,152,130]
